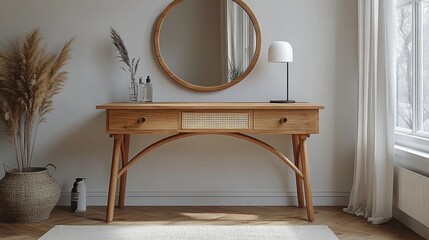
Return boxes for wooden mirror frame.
[154,0,262,92]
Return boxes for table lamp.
[268,41,295,103]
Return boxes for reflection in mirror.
[158,0,258,88]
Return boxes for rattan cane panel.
[182,112,250,129]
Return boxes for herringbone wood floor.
[0,206,424,240]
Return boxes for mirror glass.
[157,0,260,89]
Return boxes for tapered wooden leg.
[106,135,122,222]
[292,134,304,208]
[299,134,314,222]
[118,134,130,208]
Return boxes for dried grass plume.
[110,27,140,81]
[0,28,74,172]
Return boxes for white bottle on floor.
[73,178,86,213]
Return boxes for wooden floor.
[0,206,423,240]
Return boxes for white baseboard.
[58,191,349,206]
[393,206,429,239]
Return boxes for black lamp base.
[270,100,296,103]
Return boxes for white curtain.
[344,0,396,224]
[225,0,255,82]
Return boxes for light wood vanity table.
[97,102,324,222]
[99,0,323,224]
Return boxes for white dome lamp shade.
[268,41,295,103]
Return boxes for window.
[396,0,429,152]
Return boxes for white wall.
[0,0,358,206]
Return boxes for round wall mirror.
[154,0,261,92]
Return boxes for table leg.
[292,134,304,208]
[299,134,315,222]
[106,135,122,222]
[118,134,130,208]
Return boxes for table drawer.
[254,110,319,133]
[108,110,178,131]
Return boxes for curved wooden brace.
[117,133,303,179]
[221,133,303,178]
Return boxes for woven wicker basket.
[0,165,61,223]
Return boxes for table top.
[96,102,325,110]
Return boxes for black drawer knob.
[280,117,288,123]
[139,117,146,123]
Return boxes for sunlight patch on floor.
[180,213,259,221]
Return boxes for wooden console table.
[96,102,324,222]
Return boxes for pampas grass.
[0,28,74,172]
[110,27,140,81]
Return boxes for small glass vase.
[129,79,138,103]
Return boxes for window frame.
[395,0,429,153]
